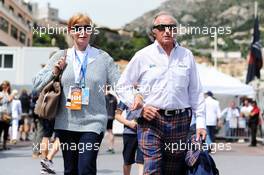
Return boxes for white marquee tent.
[197,64,255,97]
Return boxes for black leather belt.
[158,108,191,117]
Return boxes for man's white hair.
[152,11,178,26]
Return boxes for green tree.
[33,33,68,49]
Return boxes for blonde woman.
[33,13,120,175]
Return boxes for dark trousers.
[138,109,192,175]
[57,130,103,175]
[207,126,216,143]
[249,122,258,146]
[0,121,9,145]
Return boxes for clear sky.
[29,0,165,28]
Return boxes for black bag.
[185,129,219,175]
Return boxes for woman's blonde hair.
[68,13,92,29]
[11,89,19,99]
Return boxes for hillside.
[123,0,264,58]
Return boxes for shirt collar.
[153,40,178,55]
[207,96,213,100]
[67,44,96,64]
[73,44,90,55]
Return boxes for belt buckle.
[165,110,174,117]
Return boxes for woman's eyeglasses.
[152,24,177,31]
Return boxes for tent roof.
[197,64,255,97]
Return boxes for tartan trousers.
[137,108,192,175]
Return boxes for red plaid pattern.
[137,108,192,175]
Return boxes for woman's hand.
[127,120,137,129]
[53,57,67,76]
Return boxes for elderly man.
[117,12,206,175]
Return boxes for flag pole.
[214,33,218,68]
[254,1,260,103]
[254,1,258,18]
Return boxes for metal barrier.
[221,117,250,139]
[217,115,264,142]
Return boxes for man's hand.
[142,105,160,121]
[217,120,223,128]
[196,128,207,141]
[130,94,144,111]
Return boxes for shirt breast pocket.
[141,67,164,83]
[172,67,189,88]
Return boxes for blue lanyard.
[74,48,89,87]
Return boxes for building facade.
[31,2,59,22]
[0,46,58,88]
[0,0,33,46]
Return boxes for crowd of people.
[204,91,263,148]
[0,81,37,149]
[0,11,263,175]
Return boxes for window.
[27,20,31,29]
[0,54,13,68]
[27,4,32,12]
[19,32,26,44]
[3,54,13,68]
[27,38,31,46]
[0,17,9,33]
[18,13,24,23]
[9,6,14,13]
[11,25,18,39]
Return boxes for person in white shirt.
[204,91,221,145]
[239,98,253,139]
[11,90,22,144]
[221,101,240,136]
[116,11,206,175]
[240,98,253,119]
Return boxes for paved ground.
[0,137,264,175]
